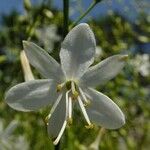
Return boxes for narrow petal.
[5,79,57,111]
[47,94,66,141]
[86,88,125,129]
[80,55,128,87]
[60,23,96,80]
[23,41,64,82]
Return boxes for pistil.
[68,96,73,125]
[71,81,79,99]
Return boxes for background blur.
[0,0,149,149]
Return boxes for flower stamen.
[53,90,70,145]
[45,93,63,125]
[53,120,67,145]
[79,87,91,107]
[78,96,93,128]
[85,124,94,129]
[56,83,65,92]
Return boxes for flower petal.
[3,120,18,138]
[23,41,64,82]
[47,94,66,140]
[5,79,57,111]
[80,55,128,87]
[86,88,125,129]
[60,23,96,80]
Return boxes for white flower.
[131,54,150,77]
[0,120,29,150]
[5,23,127,145]
[36,25,61,53]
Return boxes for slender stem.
[54,142,60,150]
[63,0,69,38]
[26,4,43,41]
[70,1,96,28]
[89,127,106,149]
[27,18,39,41]
[70,0,102,28]
[26,4,45,40]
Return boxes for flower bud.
[24,0,31,11]
[43,9,53,19]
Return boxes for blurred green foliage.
[0,0,150,150]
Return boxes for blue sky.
[0,0,148,22]
[0,0,149,54]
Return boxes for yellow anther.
[56,84,62,92]
[84,100,91,107]
[72,91,79,100]
[45,115,50,125]
[67,118,73,125]
[85,124,94,129]
[119,55,128,61]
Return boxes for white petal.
[5,79,57,111]
[47,94,66,140]
[23,41,64,82]
[3,121,18,138]
[86,88,125,129]
[80,55,128,87]
[60,23,96,80]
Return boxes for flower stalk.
[63,0,69,38]
[70,0,101,28]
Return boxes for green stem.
[26,4,45,41]
[70,0,101,28]
[54,142,60,150]
[63,0,69,38]
[27,18,39,41]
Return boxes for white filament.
[78,96,91,125]
[53,91,70,145]
[68,97,72,120]
[79,87,89,104]
[65,91,69,118]
[53,120,67,145]
[47,93,63,119]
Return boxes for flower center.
[45,80,94,145]
[55,80,93,125]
